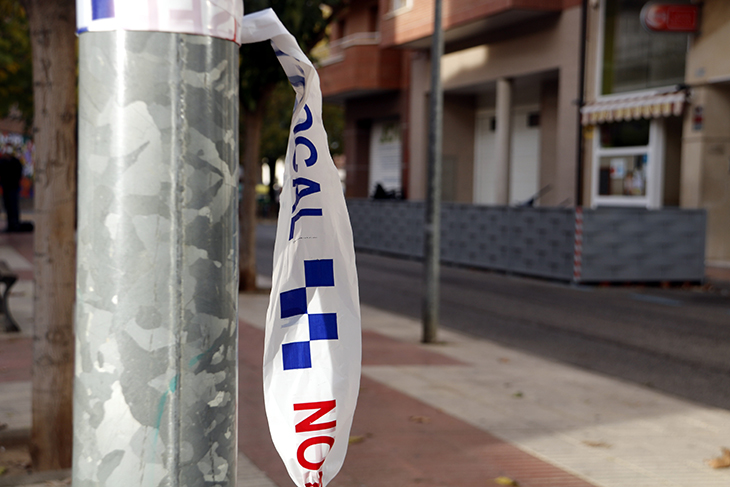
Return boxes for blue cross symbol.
[279,259,338,370]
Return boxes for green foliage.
[260,80,294,164]
[259,80,344,167]
[243,1,346,167]
[322,101,343,156]
[239,0,345,113]
[0,0,31,126]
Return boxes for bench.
[0,260,19,332]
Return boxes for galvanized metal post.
[423,0,444,344]
[74,31,239,486]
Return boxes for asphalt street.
[255,222,730,411]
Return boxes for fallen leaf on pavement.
[348,435,365,445]
[512,391,523,399]
[498,357,510,363]
[409,415,431,424]
[582,440,612,448]
[494,476,519,486]
[706,447,730,469]
[0,466,7,476]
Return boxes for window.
[591,0,687,208]
[391,0,411,14]
[601,0,688,95]
[369,120,402,194]
[599,119,650,148]
[598,154,647,196]
[592,119,664,208]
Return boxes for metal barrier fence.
[347,200,706,283]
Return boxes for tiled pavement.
[2,232,730,486]
[238,293,730,487]
[237,315,597,487]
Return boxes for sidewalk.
[706,262,730,294]
[0,235,278,486]
[2,234,730,486]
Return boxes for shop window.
[592,119,664,208]
[601,0,688,95]
[598,154,647,196]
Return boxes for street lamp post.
[423,0,444,343]
[74,30,239,485]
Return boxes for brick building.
[320,0,730,270]
[581,0,730,266]
[319,0,583,207]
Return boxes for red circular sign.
[641,4,699,33]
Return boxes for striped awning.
[581,91,686,125]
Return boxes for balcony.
[316,32,403,102]
[380,0,568,49]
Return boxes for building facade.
[581,0,730,265]
[319,0,583,207]
[319,0,729,267]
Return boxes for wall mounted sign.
[693,105,704,131]
[641,3,700,33]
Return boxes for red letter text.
[294,400,336,433]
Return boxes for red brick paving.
[0,336,32,383]
[238,322,288,483]
[0,232,33,280]
[361,330,465,367]
[0,233,34,264]
[0,318,601,487]
[1,316,597,486]
[238,321,598,487]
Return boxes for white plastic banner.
[239,9,362,487]
[76,0,243,42]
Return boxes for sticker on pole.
[239,9,361,487]
[76,0,243,42]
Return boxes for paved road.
[255,222,730,410]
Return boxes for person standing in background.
[0,144,24,232]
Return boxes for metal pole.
[74,31,239,486]
[576,0,589,206]
[423,0,444,343]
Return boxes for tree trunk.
[25,0,77,471]
[239,101,268,292]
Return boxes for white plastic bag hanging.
[240,9,362,487]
